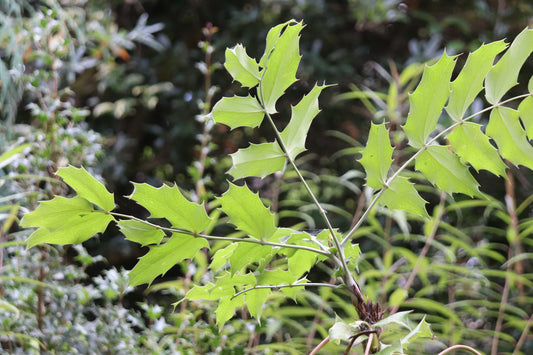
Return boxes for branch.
[231,282,340,299]
[109,212,333,257]
[341,93,532,247]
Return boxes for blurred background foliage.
[1,0,533,353]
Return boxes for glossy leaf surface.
[485,27,533,104]
[212,95,264,129]
[129,183,211,233]
[224,44,260,88]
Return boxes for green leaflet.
[215,295,244,330]
[416,145,481,198]
[26,211,113,248]
[129,183,211,233]
[20,196,114,248]
[447,122,507,177]
[211,94,264,129]
[117,219,165,246]
[403,52,456,148]
[518,96,533,139]
[224,44,260,88]
[128,232,208,286]
[217,183,277,240]
[258,20,303,114]
[280,83,328,159]
[446,40,507,120]
[256,269,302,299]
[56,165,115,211]
[229,243,273,274]
[281,231,328,278]
[485,27,533,105]
[487,107,533,170]
[185,272,256,301]
[359,123,394,189]
[379,176,428,217]
[245,288,270,322]
[20,195,93,229]
[228,142,286,179]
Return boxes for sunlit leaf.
[280,83,328,159]
[26,212,113,248]
[487,107,533,170]
[379,176,428,217]
[216,295,244,330]
[246,288,270,321]
[229,242,273,274]
[20,196,93,229]
[485,27,533,104]
[212,95,264,129]
[128,232,208,286]
[400,316,432,349]
[446,40,507,120]
[217,183,277,239]
[56,166,115,211]
[224,44,260,88]
[447,122,507,177]
[117,219,165,246]
[416,145,482,197]
[258,20,303,113]
[228,142,285,179]
[129,183,211,233]
[359,123,394,189]
[403,52,456,148]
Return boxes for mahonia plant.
[21,20,533,354]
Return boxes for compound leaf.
[280,83,328,159]
[128,232,208,286]
[129,183,211,233]
[228,142,285,179]
[224,44,260,88]
[117,219,165,246]
[447,122,507,177]
[217,183,277,240]
[212,95,264,129]
[56,166,115,211]
[518,95,533,139]
[487,106,533,170]
[446,40,507,120]
[403,52,456,148]
[379,176,428,217]
[485,27,533,105]
[416,145,482,197]
[258,20,303,113]
[359,123,394,189]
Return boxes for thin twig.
[309,336,329,355]
[512,313,533,355]
[231,282,340,299]
[438,344,483,355]
[109,212,333,258]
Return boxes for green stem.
[257,73,362,303]
[231,282,340,299]
[341,93,532,247]
[109,212,333,258]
